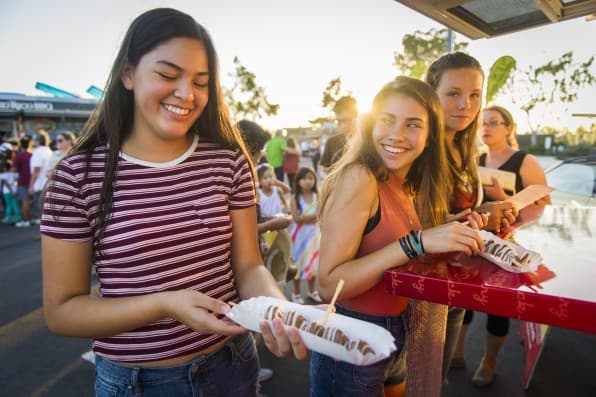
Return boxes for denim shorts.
[15,186,31,201]
[94,333,259,397]
[309,305,406,397]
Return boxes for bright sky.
[1,0,595,133]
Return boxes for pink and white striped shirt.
[41,136,256,362]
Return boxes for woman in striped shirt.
[41,8,306,396]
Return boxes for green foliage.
[224,57,279,121]
[313,77,354,126]
[486,56,516,104]
[511,52,595,131]
[393,28,469,77]
[321,77,342,110]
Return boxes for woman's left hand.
[260,318,308,359]
[483,177,509,201]
[476,201,519,233]
[259,304,331,359]
[465,211,489,230]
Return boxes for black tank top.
[479,151,527,199]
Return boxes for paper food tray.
[478,230,542,273]
[227,296,396,365]
[478,166,517,193]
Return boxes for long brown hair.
[426,52,484,197]
[52,8,253,251]
[319,76,450,227]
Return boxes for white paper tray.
[227,296,396,365]
[479,230,543,273]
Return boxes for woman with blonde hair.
[453,105,549,387]
[52,131,77,164]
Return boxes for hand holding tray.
[227,296,396,365]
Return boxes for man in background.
[265,129,287,181]
[320,96,358,173]
[28,130,54,225]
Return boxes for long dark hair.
[320,76,450,227]
[66,8,251,249]
[425,52,483,196]
[293,167,318,212]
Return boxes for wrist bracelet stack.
[399,230,425,259]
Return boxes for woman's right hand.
[422,222,485,256]
[165,289,247,336]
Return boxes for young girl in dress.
[289,167,322,304]
[40,8,306,396]
[257,163,290,217]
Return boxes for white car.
[545,156,596,206]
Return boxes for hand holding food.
[227,297,395,365]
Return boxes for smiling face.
[121,37,209,145]
[372,94,429,178]
[435,68,483,135]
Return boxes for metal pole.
[446,28,453,52]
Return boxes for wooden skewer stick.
[322,279,344,327]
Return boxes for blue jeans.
[94,333,259,397]
[310,305,406,397]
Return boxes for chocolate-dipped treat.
[264,305,283,320]
[282,310,307,328]
[322,326,349,346]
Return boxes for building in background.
[0,92,97,140]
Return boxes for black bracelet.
[399,230,425,259]
[399,235,415,259]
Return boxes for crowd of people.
[0,7,554,397]
[0,130,75,227]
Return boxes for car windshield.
[547,163,595,197]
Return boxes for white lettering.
[0,100,53,111]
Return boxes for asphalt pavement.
[1,219,595,397]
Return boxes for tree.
[486,56,516,104]
[224,57,279,121]
[321,77,342,111]
[309,77,353,126]
[510,52,595,135]
[393,28,469,78]
[394,29,514,103]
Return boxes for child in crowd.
[1,161,21,224]
[40,8,307,396]
[312,76,485,397]
[289,167,322,304]
[257,163,291,217]
[238,120,297,288]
